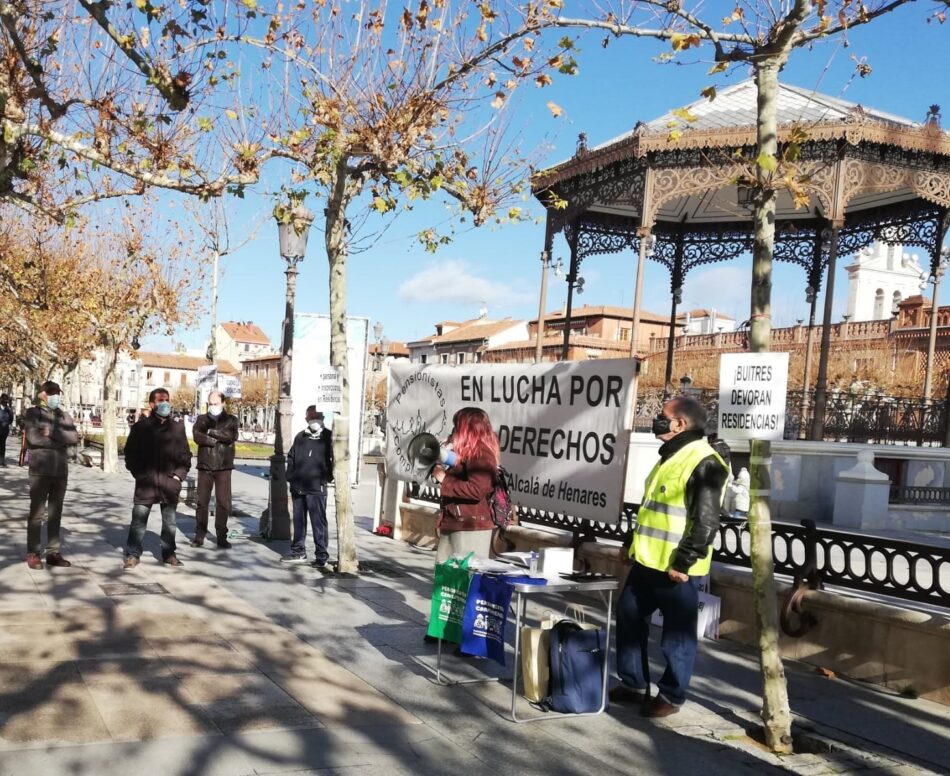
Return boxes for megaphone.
[406,432,457,482]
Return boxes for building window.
[164,371,171,384]
[618,327,630,341]
[244,343,250,351]
[146,370,153,381]
[440,354,449,364]
[457,352,465,364]
[873,288,885,319]
[180,373,187,386]
[420,354,427,364]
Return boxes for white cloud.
[399,259,534,306]
[683,264,751,322]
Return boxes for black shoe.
[216,539,232,549]
[190,538,205,548]
[312,558,329,569]
[609,684,647,704]
[280,552,307,564]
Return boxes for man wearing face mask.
[611,396,728,718]
[190,390,239,549]
[281,406,333,567]
[123,388,192,568]
[23,381,80,569]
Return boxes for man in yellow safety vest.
[610,396,728,717]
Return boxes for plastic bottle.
[529,550,539,576]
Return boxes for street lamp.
[268,201,315,541]
[921,247,950,401]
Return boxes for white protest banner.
[386,360,637,523]
[217,374,242,399]
[313,367,344,410]
[718,352,789,441]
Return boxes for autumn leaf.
[756,152,778,172]
[225,109,238,120]
[672,107,699,123]
[668,129,683,142]
[491,92,506,109]
[670,32,702,51]
[708,61,729,75]
[241,0,257,9]
[700,86,717,102]
[547,101,563,118]
[535,74,552,88]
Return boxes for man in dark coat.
[23,381,80,569]
[123,387,192,568]
[281,406,333,567]
[0,393,14,467]
[190,390,238,549]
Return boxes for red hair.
[450,407,499,469]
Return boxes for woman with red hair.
[430,406,499,561]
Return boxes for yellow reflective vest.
[631,438,727,576]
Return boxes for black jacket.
[124,414,192,505]
[655,429,728,574]
[192,411,238,471]
[287,426,333,494]
[0,404,13,436]
[24,405,80,478]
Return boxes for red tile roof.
[220,321,271,345]
[137,352,240,374]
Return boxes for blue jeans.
[126,502,178,560]
[291,490,328,562]
[616,563,700,706]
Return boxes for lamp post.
[560,268,585,361]
[268,202,315,541]
[921,247,950,401]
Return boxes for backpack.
[488,466,514,529]
[543,620,605,714]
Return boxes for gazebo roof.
[603,80,917,146]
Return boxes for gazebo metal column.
[664,225,686,395]
[799,224,825,430]
[810,222,842,441]
[561,223,580,361]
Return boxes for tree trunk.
[101,346,119,474]
[326,162,359,574]
[750,61,793,754]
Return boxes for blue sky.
[155,4,949,354]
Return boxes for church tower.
[845,243,925,321]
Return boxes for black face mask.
[652,414,673,436]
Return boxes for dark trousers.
[126,502,178,560]
[195,469,232,540]
[616,563,700,706]
[0,432,8,465]
[27,474,67,554]
[291,490,328,563]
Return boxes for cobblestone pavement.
[0,461,947,776]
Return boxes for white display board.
[718,352,789,441]
[386,360,637,523]
[290,314,369,483]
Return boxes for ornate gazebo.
[531,79,950,438]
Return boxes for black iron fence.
[407,484,949,607]
[635,388,948,446]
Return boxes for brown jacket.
[124,414,192,505]
[24,405,80,479]
[438,453,495,533]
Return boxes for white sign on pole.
[386,360,637,523]
[717,352,789,441]
[313,367,344,410]
[217,374,242,399]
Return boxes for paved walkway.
[0,461,947,776]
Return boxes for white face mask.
[209,405,223,417]
[308,420,322,432]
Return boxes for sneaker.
[26,552,43,570]
[123,556,140,570]
[216,538,232,550]
[280,552,308,564]
[163,554,183,568]
[45,552,72,568]
[189,537,205,548]
[312,558,329,569]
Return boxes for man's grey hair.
[666,396,707,431]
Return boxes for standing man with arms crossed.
[191,390,238,549]
[611,396,728,717]
[123,388,192,568]
[0,393,14,467]
[281,406,333,567]
[23,381,80,569]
